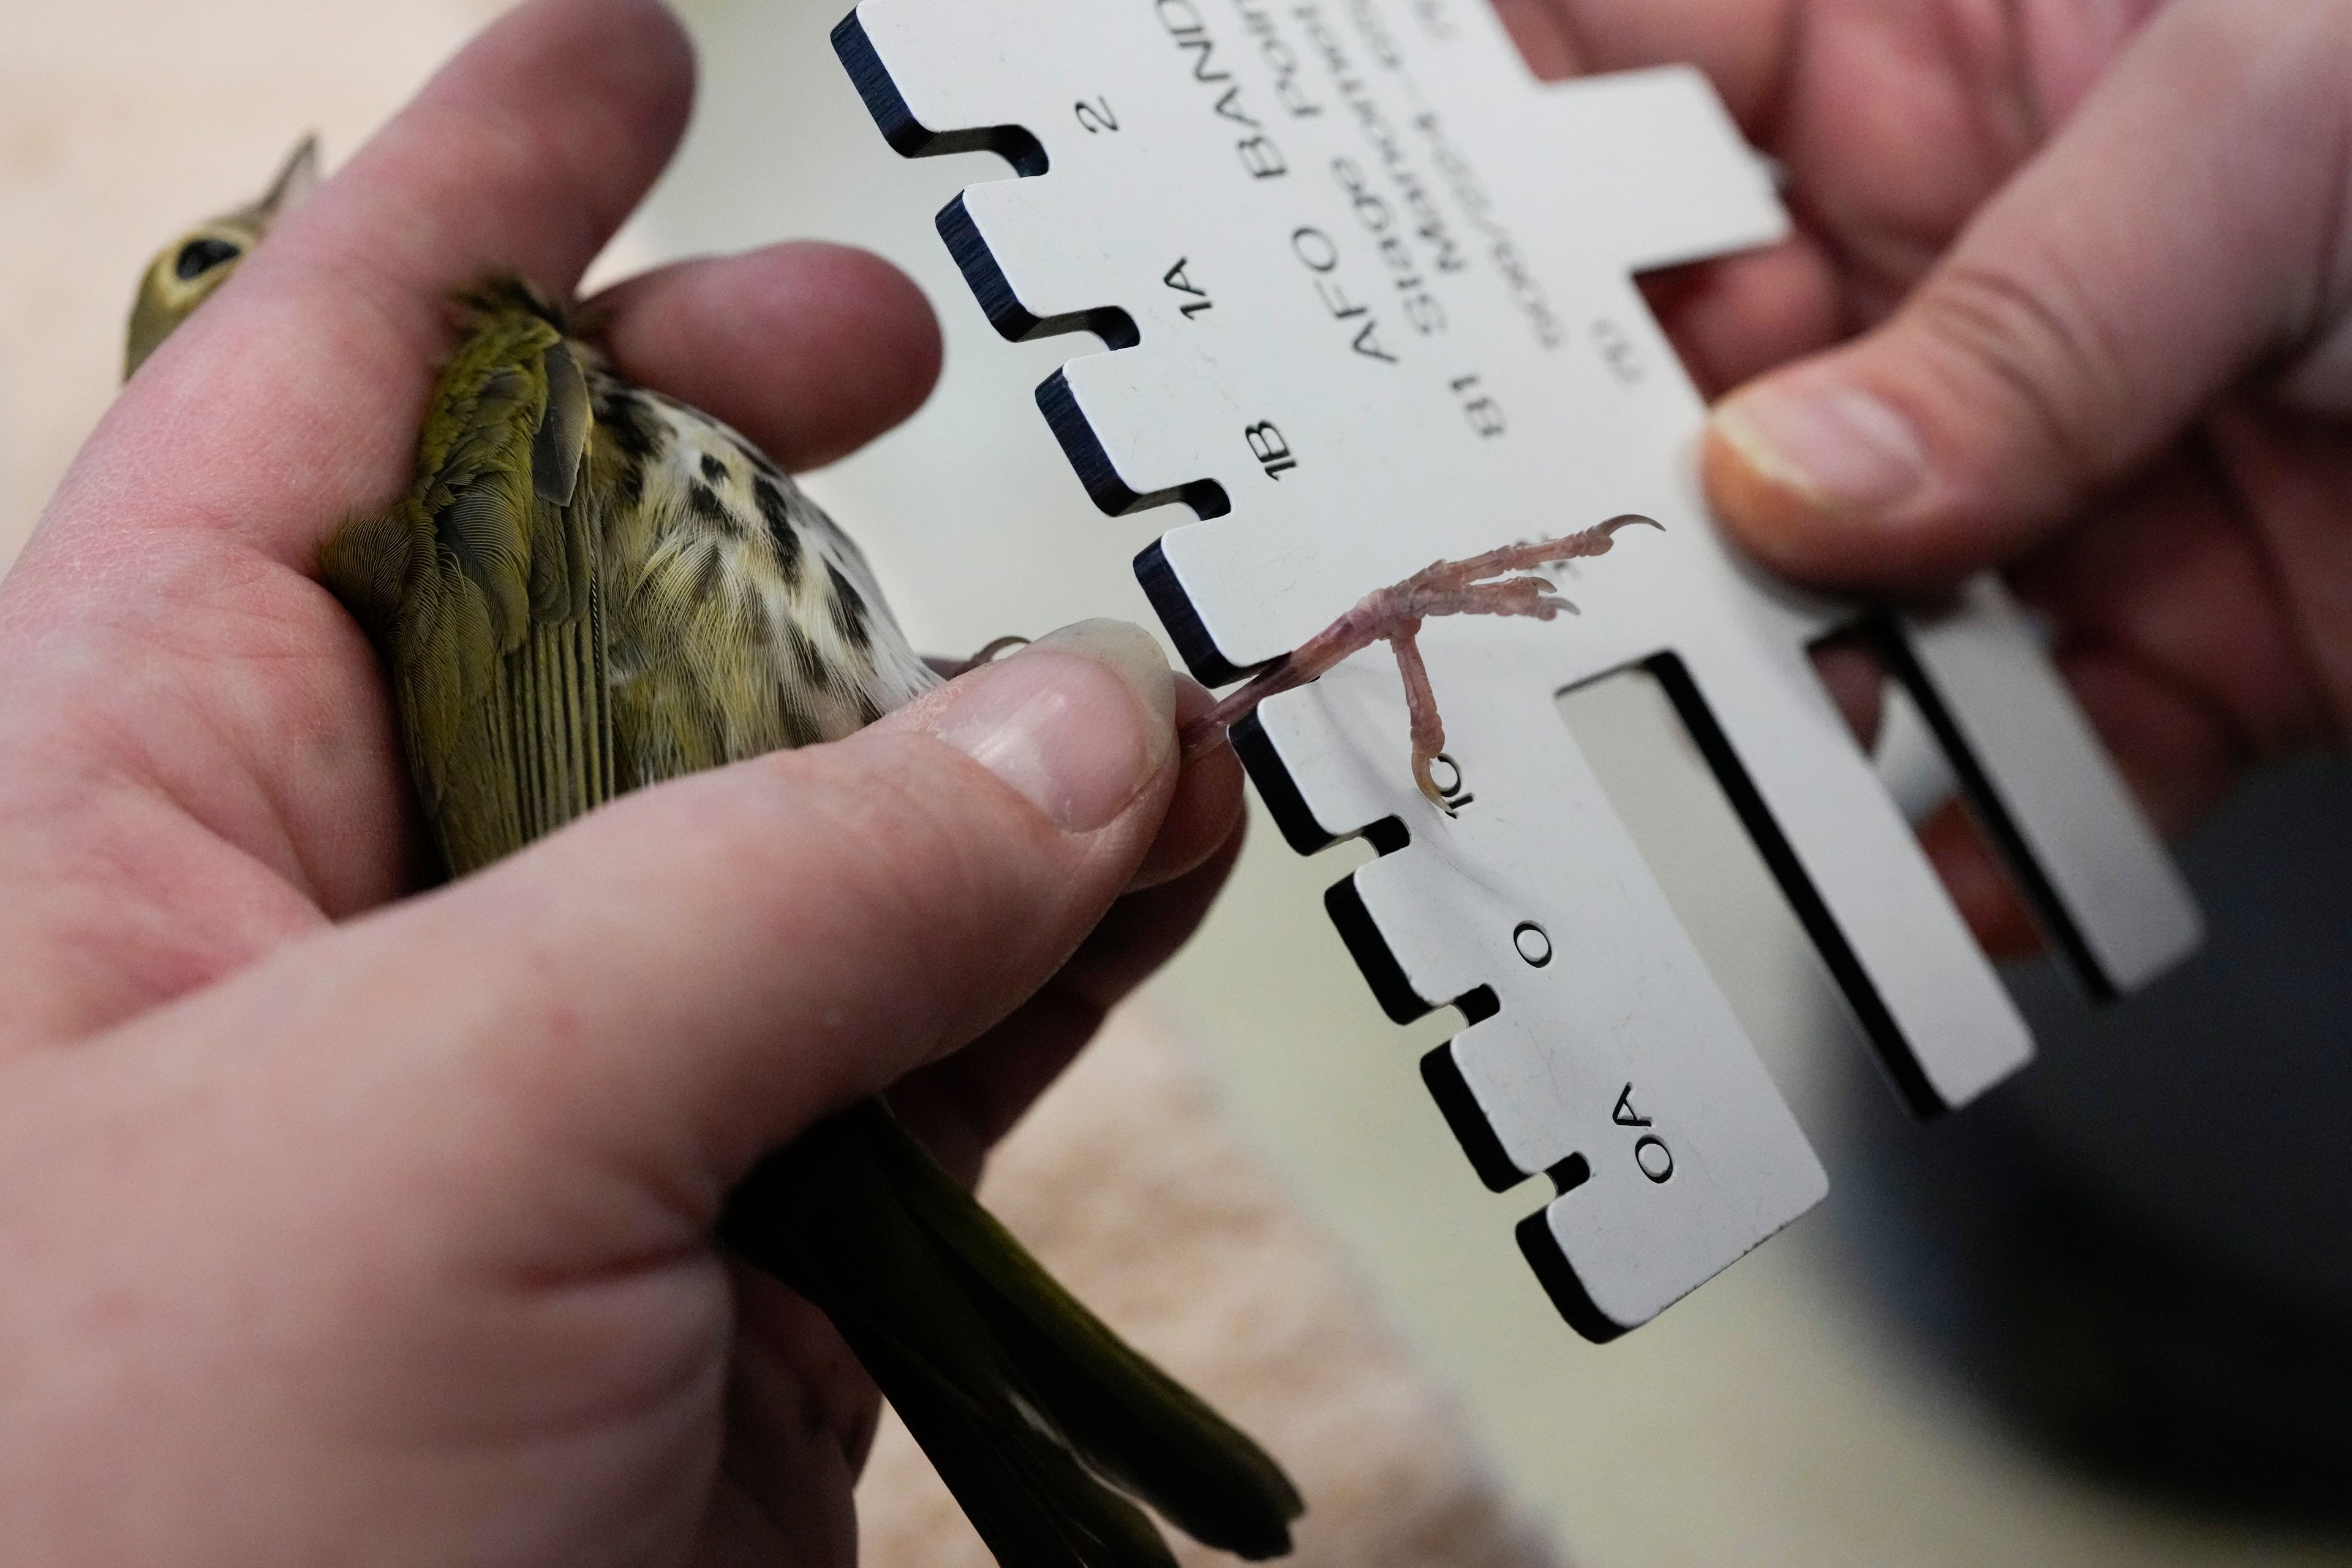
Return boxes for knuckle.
[766,736,1023,922]
[1907,251,2133,487]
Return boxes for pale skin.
[1,1,2345,1564]
[0,1,1247,1562]
[1496,0,2352,953]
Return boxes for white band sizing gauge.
[833,0,2203,1340]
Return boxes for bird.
[130,140,1657,1568]
[129,142,1302,1568]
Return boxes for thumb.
[210,619,1186,1242]
[1703,0,2352,590]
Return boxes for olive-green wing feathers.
[320,282,611,876]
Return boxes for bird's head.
[124,135,321,380]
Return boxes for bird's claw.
[1178,515,1662,797]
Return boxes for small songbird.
[130,140,1653,1568]
[129,145,1302,1568]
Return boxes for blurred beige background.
[6,2,2346,1565]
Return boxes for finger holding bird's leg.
[889,825,1248,1186]
[290,622,1196,1208]
[708,829,1243,1565]
[707,670,1242,1555]
[709,837,1246,1559]
[843,671,1245,1182]
[710,662,1238,1537]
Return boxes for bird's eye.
[173,237,243,282]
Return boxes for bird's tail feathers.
[864,1106,1304,1560]
[723,1103,1303,1566]
[726,1109,1189,1568]
[837,1303,1182,1568]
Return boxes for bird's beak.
[255,134,322,224]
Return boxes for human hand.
[0,2,1244,1562]
[1500,0,2351,953]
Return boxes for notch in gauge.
[937,195,1141,348]
[831,13,1047,173]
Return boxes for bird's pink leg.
[1180,514,1660,803]
[927,635,1033,683]
[1388,621,1449,803]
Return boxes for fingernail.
[1711,376,1929,513]
[927,619,1175,832]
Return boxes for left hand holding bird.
[0,2,1247,1563]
